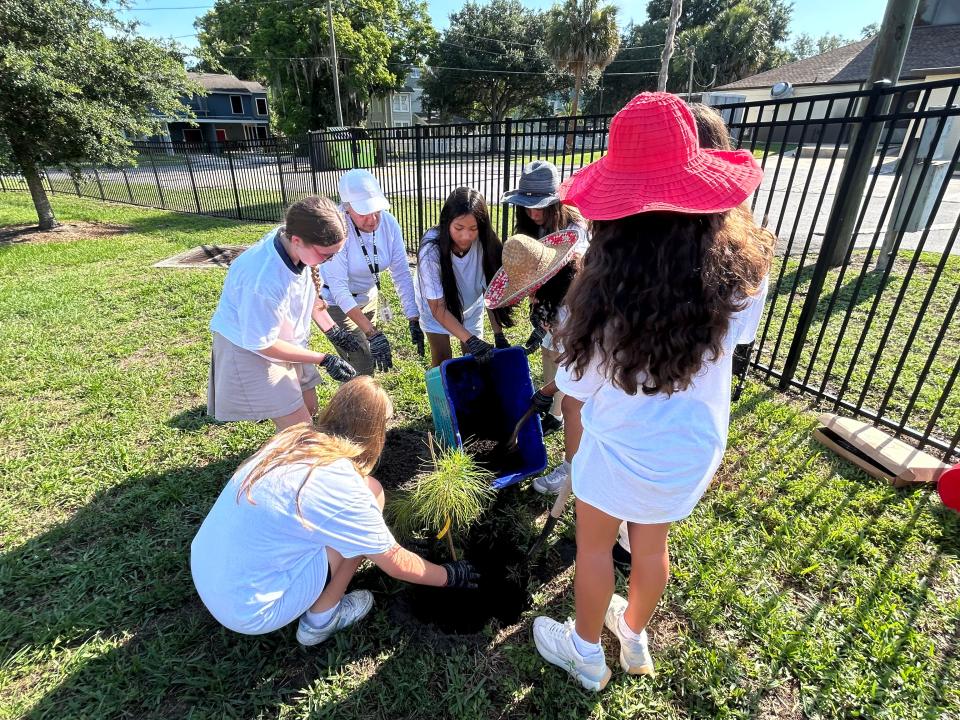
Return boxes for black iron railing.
[2,79,958,462]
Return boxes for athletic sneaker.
[533,460,569,495]
[603,594,655,676]
[296,590,374,646]
[532,616,612,692]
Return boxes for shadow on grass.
[774,261,891,326]
[165,404,220,432]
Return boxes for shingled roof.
[187,72,267,94]
[716,24,960,90]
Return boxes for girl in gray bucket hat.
[501,159,589,435]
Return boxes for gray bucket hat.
[501,160,561,209]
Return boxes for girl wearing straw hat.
[414,187,513,368]
[529,93,774,691]
[502,160,589,433]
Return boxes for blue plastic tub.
[426,347,548,489]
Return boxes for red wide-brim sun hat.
[560,92,764,220]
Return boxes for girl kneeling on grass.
[530,93,773,691]
[208,196,360,432]
[191,377,478,645]
[414,187,513,368]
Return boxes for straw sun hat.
[484,230,578,309]
[559,92,764,220]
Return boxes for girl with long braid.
[208,196,360,432]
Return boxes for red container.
[937,463,960,512]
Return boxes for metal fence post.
[501,118,513,240]
[184,148,202,212]
[226,146,243,219]
[44,170,54,195]
[92,166,105,200]
[72,172,82,197]
[308,134,319,195]
[0,174,6,192]
[415,124,424,240]
[146,146,166,208]
[778,81,889,392]
[275,140,288,207]
[120,166,134,204]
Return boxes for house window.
[215,128,228,142]
[183,128,203,143]
[230,95,244,114]
[256,97,268,115]
[255,125,268,140]
[392,94,410,113]
[409,68,421,80]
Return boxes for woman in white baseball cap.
[321,169,424,375]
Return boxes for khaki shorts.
[207,332,322,422]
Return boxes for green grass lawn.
[2,192,959,719]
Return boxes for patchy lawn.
[1,192,959,719]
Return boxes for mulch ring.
[0,222,131,246]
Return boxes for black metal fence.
[2,79,959,462]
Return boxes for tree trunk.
[564,69,584,153]
[9,138,58,230]
[658,0,683,92]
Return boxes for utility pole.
[687,46,695,100]
[823,0,920,267]
[326,0,344,127]
[658,0,682,92]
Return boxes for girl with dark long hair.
[530,93,774,691]
[415,187,514,368]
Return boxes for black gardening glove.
[443,560,480,590]
[409,319,425,357]
[319,354,357,383]
[732,341,754,378]
[465,335,495,365]
[494,332,510,349]
[523,314,547,355]
[530,389,554,414]
[323,324,362,354]
[367,331,394,372]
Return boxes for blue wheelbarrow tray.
[426,347,548,489]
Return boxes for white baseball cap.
[338,169,390,215]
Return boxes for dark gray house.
[159,72,271,145]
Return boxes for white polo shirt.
[209,227,315,354]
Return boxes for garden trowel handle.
[549,472,573,519]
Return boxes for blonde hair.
[236,377,393,524]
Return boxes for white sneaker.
[604,594,655,676]
[295,590,374,646]
[533,461,569,495]
[532,616,611,692]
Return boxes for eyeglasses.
[316,248,339,264]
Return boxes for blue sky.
[120,0,887,56]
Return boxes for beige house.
[705,2,960,146]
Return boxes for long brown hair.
[420,187,514,327]
[513,201,585,237]
[283,195,347,310]
[236,377,392,523]
[557,204,774,396]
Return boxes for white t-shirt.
[414,228,487,336]
[321,208,418,318]
[191,453,396,634]
[556,277,769,524]
[209,227,316,355]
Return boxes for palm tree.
[545,0,620,150]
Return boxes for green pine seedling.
[388,434,495,560]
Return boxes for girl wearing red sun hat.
[530,92,775,691]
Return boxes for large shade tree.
[196,0,435,135]
[0,0,193,229]
[544,0,620,128]
[420,0,561,124]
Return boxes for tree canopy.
[420,0,562,123]
[0,0,194,228]
[195,0,436,135]
[588,0,793,113]
[545,0,620,122]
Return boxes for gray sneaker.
[533,461,569,495]
[532,616,611,692]
[296,590,374,646]
[604,593,655,676]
